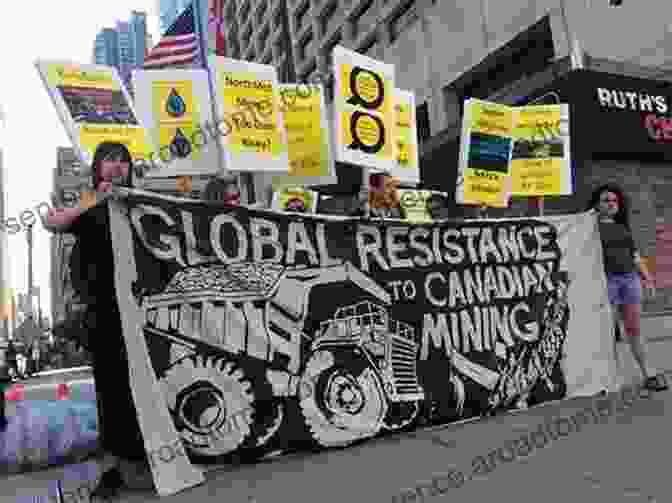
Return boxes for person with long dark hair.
[587,183,668,392]
[45,142,153,496]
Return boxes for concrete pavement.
[3,323,672,502]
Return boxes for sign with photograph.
[35,60,152,167]
[210,57,289,172]
[510,104,572,196]
[333,46,396,172]
[133,69,219,177]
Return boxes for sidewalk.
[3,329,672,502]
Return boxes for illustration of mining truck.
[141,261,426,459]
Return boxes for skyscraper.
[50,147,88,327]
[92,11,148,94]
[158,0,192,34]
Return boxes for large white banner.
[106,189,615,496]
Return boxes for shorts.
[607,272,642,305]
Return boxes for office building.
[343,0,672,315]
[92,11,148,93]
[50,148,88,326]
[214,0,295,82]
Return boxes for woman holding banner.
[44,142,153,496]
[589,184,668,392]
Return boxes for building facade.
[214,0,295,82]
[92,11,148,94]
[365,0,672,315]
[50,148,88,326]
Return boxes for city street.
[2,328,672,503]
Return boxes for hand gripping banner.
[109,190,616,496]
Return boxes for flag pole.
[194,0,225,176]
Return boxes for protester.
[0,361,10,431]
[426,193,451,220]
[588,184,668,391]
[285,197,307,213]
[44,141,153,496]
[369,173,405,219]
[203,174,241,205]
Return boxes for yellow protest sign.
[333,46,396,171]
[391,89,420,184]
[398,189,436,222]
[36,60,152,168]
[457,99,514,208]
[211,57,288,173]
[272,186,317,213]
[510,104,571,196]
[273,83,335,186]
[46,64,117,90]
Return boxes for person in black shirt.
[45,142,154,496]
[588,184,668,391]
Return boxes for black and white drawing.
[122,195,575,465]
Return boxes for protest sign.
[272,186,318,213]
[272,83,336,187]
[35,60,152,167]
[210,57,289,172]
[510,104,571,196]
[398,189,446,222]
[333,46,396,172]
[108,190,614,495]
[457,99,514,208]
[390,89,420,184]
[133,69,219,177]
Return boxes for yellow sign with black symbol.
[152,80,202,162]
[333,46,396,171]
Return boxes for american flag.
[143,3,203,69]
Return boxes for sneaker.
[90,467,124,500]
[119,458,155,490]
[644,374,669,392]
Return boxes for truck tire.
[161,354,255,457]
[299,348,387,447]
[383,401,420,431]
